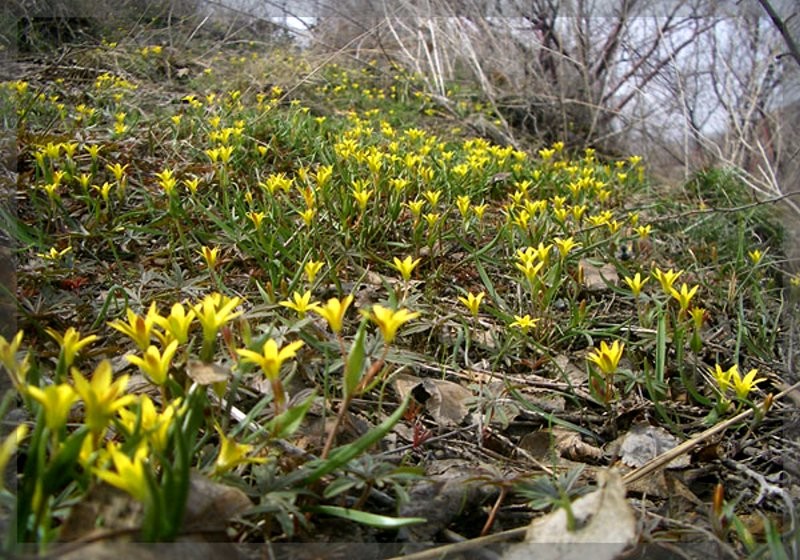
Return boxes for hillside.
[1,27,798,559]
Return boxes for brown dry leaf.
[552,354,588,387]
[618,424,690,469]
[503,469,637,560]
[59,473,250,553]
[60,483,144,542]
[580,259,618,292]
[393,372,423,401]
[519,428,602,464]
[187,360,230,385]
[182,471,252,534]
[398,460,498,542]
[554,429,603,462]
[393,373,473,427]
[617,464,702,504]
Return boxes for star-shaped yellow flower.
[279,290,320,318]
[458,292,485,317]
[392,256,421,283]
[365,305,420,344]
[313,295,354,334]
[236,338,304,381]
[586,340,624,375]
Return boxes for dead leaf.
[618,424,690,469]
[394,373,473,427]
[187,360,230,385]
[60,473,251,548]
[503,469,637,560]
[182,471,252,534]
[552,354,588,387]
[60,483,144,541]
[519,428,602,463]
[398,460,498,542]
[579,259,618,292]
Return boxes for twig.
[623,379,800,486]
[386,379,800,560]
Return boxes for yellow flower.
[458,292,484,317]
[72,360,135,433]
[456,195,471,218]
[352,185,373,212]
[279,290,320,318]
[709,364,733,394]
[554,237,579,259]
[689,307,706,330]
[515,260,544,284]
[423,212,440,228]
[405,200,425,219]
[217,145,234,164]
[571,204,587,222]
[108,302,160,351]
[153,302,195,345]
[304,260,325,284]
[118,395,180,452]
[126,340,179,386]
[0,330,26,387]
[512,209,531,229]
[730,365,766,400]
[748,249,764,265]
[365,305,420,344]
[315,165,333,188]
[299,207,316,227]
[652,268,682,295]
[183,177,201,194]
[77,173,91,190]
[509,314,538,333]
[390,177,409,193]
[199,245,219,270]
[106,162,128,182]
[26,383,78,431]
[236,338,304,381]
[392,256,421,283]
[586,340,624,375]
[94,442,150,502]
[84,143,101,160]
[155,168,177,196]
[423,189,442,207]
[45,327,98,369]
[313,295,354,334]
[193,293,243,344]
[669,283,699,312]
[0,424,28,491]
[213,425,266,475]
[635,225,652,238]
[92,182,114,202]
[623,273,649,298]
[472,203,488,221]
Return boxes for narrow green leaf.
[302,396,409,485]
[266,391,316,439]
[655,308,666,385]
[308,505,425,528]
[344,319,368,398]
[509,388,599,441]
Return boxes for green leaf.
[266,391,316,439]
[509,387,599,441]
[344,319,368,398]
[308,505,425,528]
[42,426,89,494]
[301,396,410,485]
[322,477,358,499]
